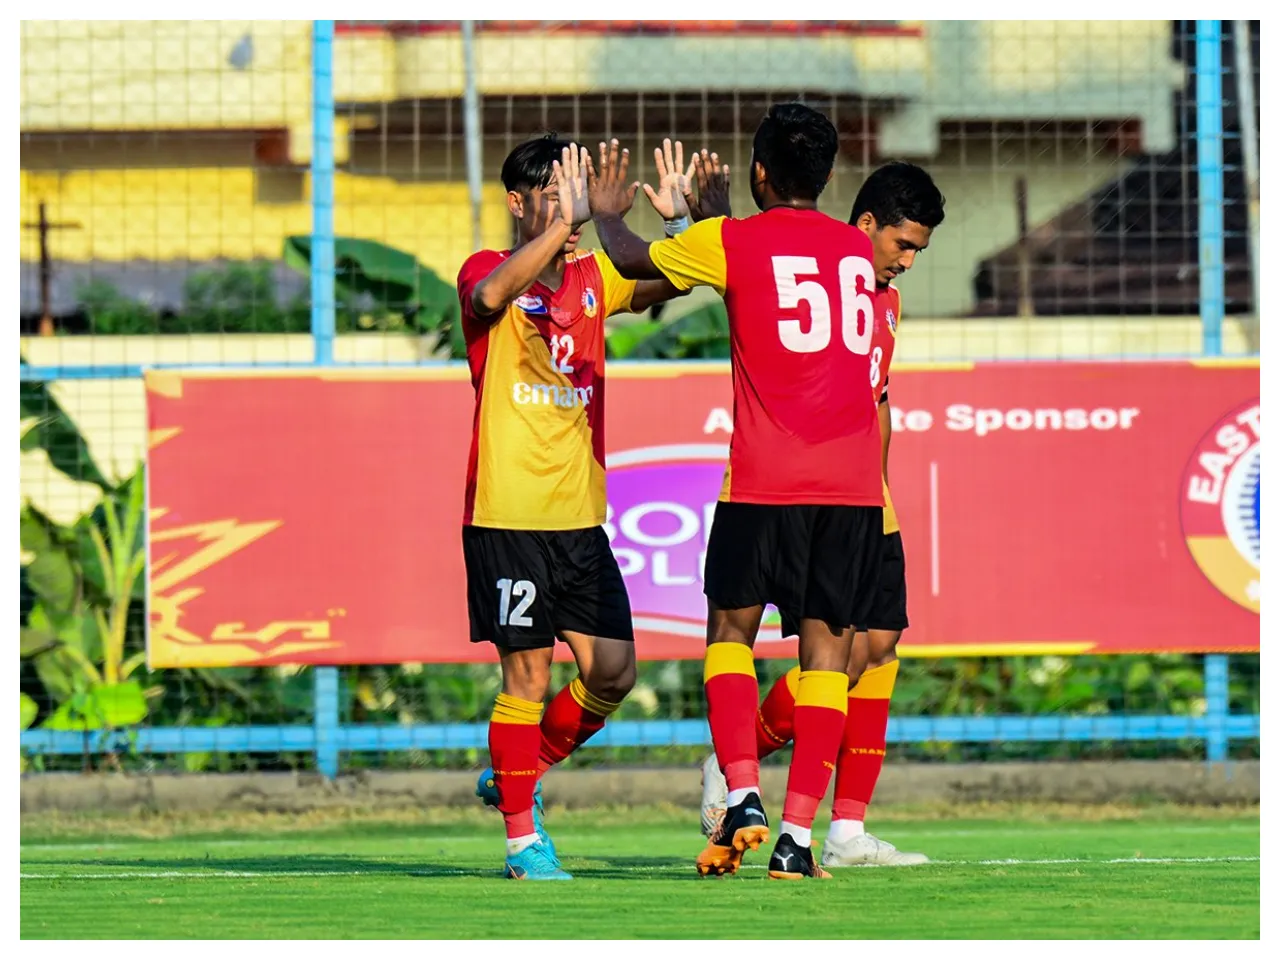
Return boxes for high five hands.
[586,138,732,223]
[551,143,592,230]
[643,138,692,221]
[685,148,731,222]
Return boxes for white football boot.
[699,753,728,838]
[820,832,929,867]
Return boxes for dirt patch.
[20,760,1258,825]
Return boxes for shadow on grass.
[47,852,713,882]
[54,855,489,878]
[560,854,730,881]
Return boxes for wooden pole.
[22,201,81,337]
[1016,177,1033,318]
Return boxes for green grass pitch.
[21,805,1259,939]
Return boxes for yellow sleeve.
[593,252,638,318]
[647,217,728,296]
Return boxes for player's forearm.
[628,279,687,314]
[594,214,665,281]
[471,221,573,316]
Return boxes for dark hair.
[751,102,839,202]
[850,162,946,230]
[501,134,573,194]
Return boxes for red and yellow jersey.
[648,209,883,507]
[457,249,636,530]
[870,284,902,535]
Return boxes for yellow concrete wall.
[20,165,509,287]
[881,21,1181,154]
[21,21,311,131]
[383,30,928,99]
[22,21,1179,154]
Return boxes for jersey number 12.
[772,255,874,355]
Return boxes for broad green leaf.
[284,236,461,350]
[41,690,97,730]
[20,504,81,615]
[29,601,100,665]
[33,649,79,705]
[20,627,59,659]
[605,320,664,358]
[608,300,729,359]
[1125,659,1153,692]
[93,682,150,727]
[41,681,148,731]
[20,693,38,730]
[18,379,114,491]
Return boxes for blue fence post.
[1204,655,1230,764]
[311,19,336,365]
[1195,20,1225,357]
[311,20,340,778]
[313,666,341,778]
[1195,23,1229,767]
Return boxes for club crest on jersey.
[515,294,547,315]
[581,286,599,319]
[885,309,897,332]
[1179,399,1259,614]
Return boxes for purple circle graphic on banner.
[605,445,786,643]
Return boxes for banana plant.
[20,438,152,732]
[606,299,730,360]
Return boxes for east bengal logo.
[1180,399,1260,613]
[885,308,897,333]
[581,286,599,319]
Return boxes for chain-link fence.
[20,20,1260,775]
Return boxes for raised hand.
[642,138,693,221]
[586,139,640,219]
[686,149,732,222]
[552,143,591,230]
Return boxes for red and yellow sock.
[782,670,849,830]
[832,659,898,823]
[756,666,800,759]
[704,641,760,793]
[488,692,543,840]
[537,677,622,775]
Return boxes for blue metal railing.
[19,713,1263,760]
[18,20,1257,776]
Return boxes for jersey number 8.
[773,255,875,356]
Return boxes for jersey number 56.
[772,255,875,356]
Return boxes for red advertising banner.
[146,361,1259,668]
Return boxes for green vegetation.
[20,383,151,743]
[61,240,730,359]
[19,806,1260,939]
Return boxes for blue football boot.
[475,767,558,863]
[503,838,572,880]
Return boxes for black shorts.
[703,502,883,634]
[779,531,908,637]
[462,525,634,649]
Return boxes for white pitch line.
[911,865,1259,870]
[19,855,1259,880]
[19,870,417,880]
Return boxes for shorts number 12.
[496,578,537,627]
